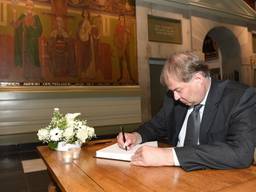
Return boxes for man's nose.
[173,92,180,100]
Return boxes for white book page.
[95,141,158,161]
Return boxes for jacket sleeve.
[136,92,175,142]
[175,87,256,171]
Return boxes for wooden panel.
[0,91,142,135]
[241,64,253,86]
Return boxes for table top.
[37,141,256,192]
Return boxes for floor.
[0,142,52,192]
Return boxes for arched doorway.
[202,27,241,81]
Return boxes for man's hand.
[116,132,141,150]
[131,146,174,166]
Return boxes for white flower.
[49,128,63,142]
[37,128,49,141]
[65,113,81,127]
[75,121,83,128]
[65,113,81,122]
[76,126,89,143]
[87,126,95,137]
[37,108,95,148]
[63,127,74,141]
[54,108,59,112]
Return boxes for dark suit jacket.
[136,79,256,171]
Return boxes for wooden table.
[37,141,256,192]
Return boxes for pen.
[120,126,127,151]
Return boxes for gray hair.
[160,52,210,86]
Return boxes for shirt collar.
[200,77,211,106]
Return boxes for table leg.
[48,182,56,192]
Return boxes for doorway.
[202,27,241,81]
[149,58,166,117]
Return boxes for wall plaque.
[148,15,182,44]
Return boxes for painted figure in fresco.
[48,16,76,78]
[12,0,42,80]
[77,9,95,79]
[91,14,104,79]
[114,14,134,82]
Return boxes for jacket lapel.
[199,79,226,144]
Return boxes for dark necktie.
[184,104,202,146]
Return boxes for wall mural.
[0,0,137,86]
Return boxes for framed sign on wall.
[148,15,182,44]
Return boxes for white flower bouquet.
[37,108,96,150]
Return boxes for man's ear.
[193,72,204,82]
[193,71,203,79]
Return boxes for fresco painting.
[0,0,137,86]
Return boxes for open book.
[95,141,158,161]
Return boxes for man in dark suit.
[117,52,256,171]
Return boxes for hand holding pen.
[120,126,127,151]
[117,128,141,150]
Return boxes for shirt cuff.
[172,148,180,166]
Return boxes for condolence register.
[95,141,158,161]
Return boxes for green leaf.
[48,142,58,150]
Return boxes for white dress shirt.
[172,82,210,166]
